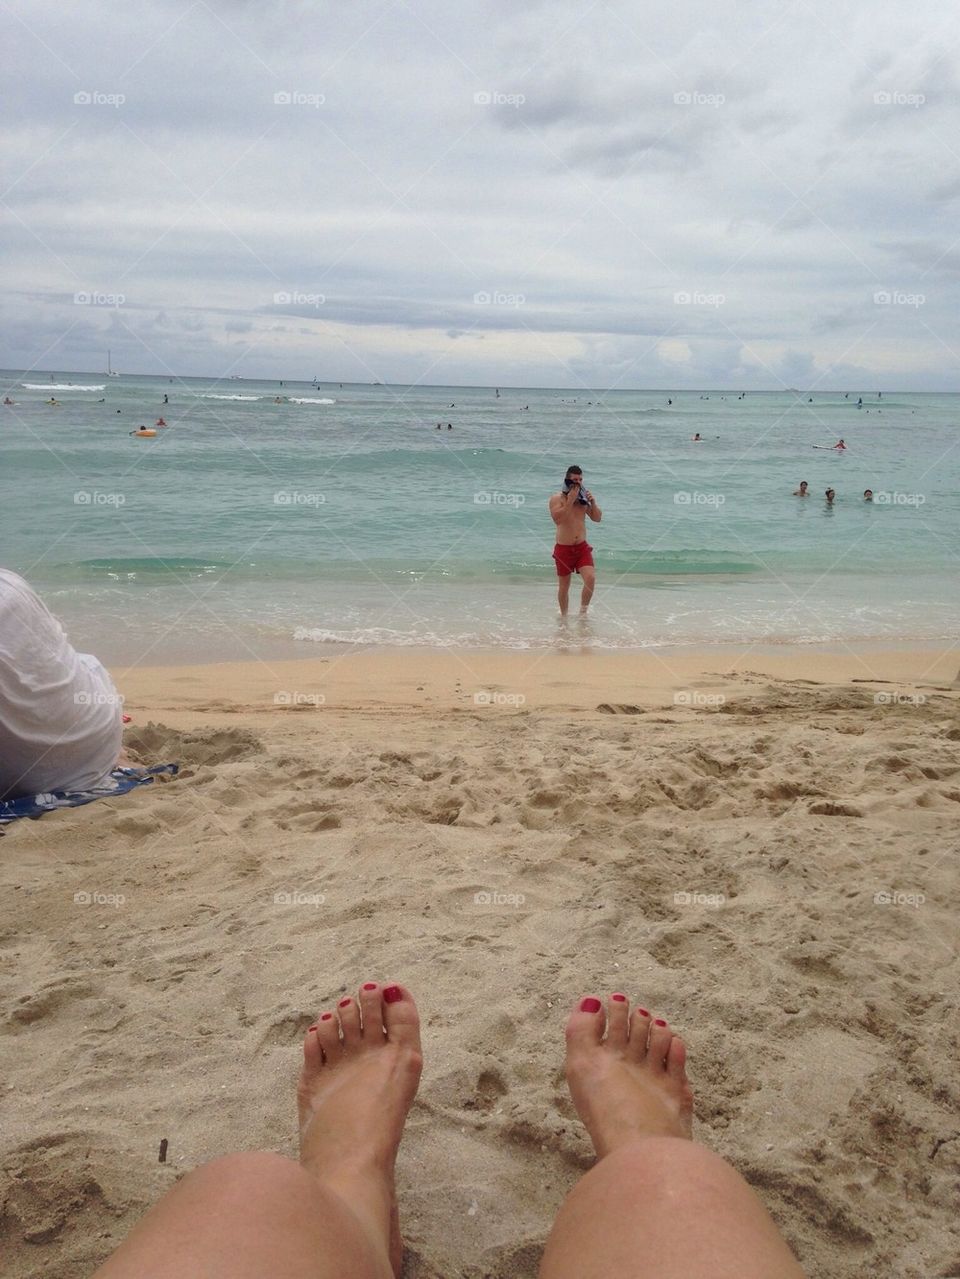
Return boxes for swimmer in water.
[3,397,14,406]
[47,398,60,406]
[793,481,809,496]
[692,433,702,441]
[825,488,836,505]
[863,489,873,501]
[155,417,166,427]
[835,438,845,450]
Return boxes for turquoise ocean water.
[1,371,957,664]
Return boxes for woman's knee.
[178,1151,309,1209]
[581,1138,738,1208]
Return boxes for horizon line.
[4,368,955,394]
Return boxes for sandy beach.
[2,644,958,1278]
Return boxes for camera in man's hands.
[563,474,590,505]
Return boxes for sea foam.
[22,383,106,391]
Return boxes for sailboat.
[106,350,119,377]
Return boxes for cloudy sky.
[4,0,960,388]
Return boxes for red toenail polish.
[307,1025,317,1032]
[637,1008,650,1017]
[383,985,403,1004]
[339,998,351,1007]
[363,983,378,990]
[580,997,602,1013]
[320,1012,334,1021]
[612,993,627,1002]
[654,1018,667,1027]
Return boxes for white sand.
[1,646,958,1277]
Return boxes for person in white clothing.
[0,569,124,801]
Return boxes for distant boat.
[106,350,119,377]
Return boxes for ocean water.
[2,370,958,664]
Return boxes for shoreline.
[112,643,959,718]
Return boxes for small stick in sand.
[158,1138,168,1164]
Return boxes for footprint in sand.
[277,803,343,832]
[8,977,97,1028]
[125,724,263,767]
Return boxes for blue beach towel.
[0,764,178,826]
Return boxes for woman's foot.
[297,982,423,1278]
[564,993,694,1159]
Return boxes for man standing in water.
[549,465,602,615]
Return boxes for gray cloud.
[3,0,960,389]
[880,237,956,269]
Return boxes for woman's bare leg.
[539,994,807,1279]
[93,982,422,1279]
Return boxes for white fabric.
[0,570,122,800]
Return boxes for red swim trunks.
[553,541,594,576]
